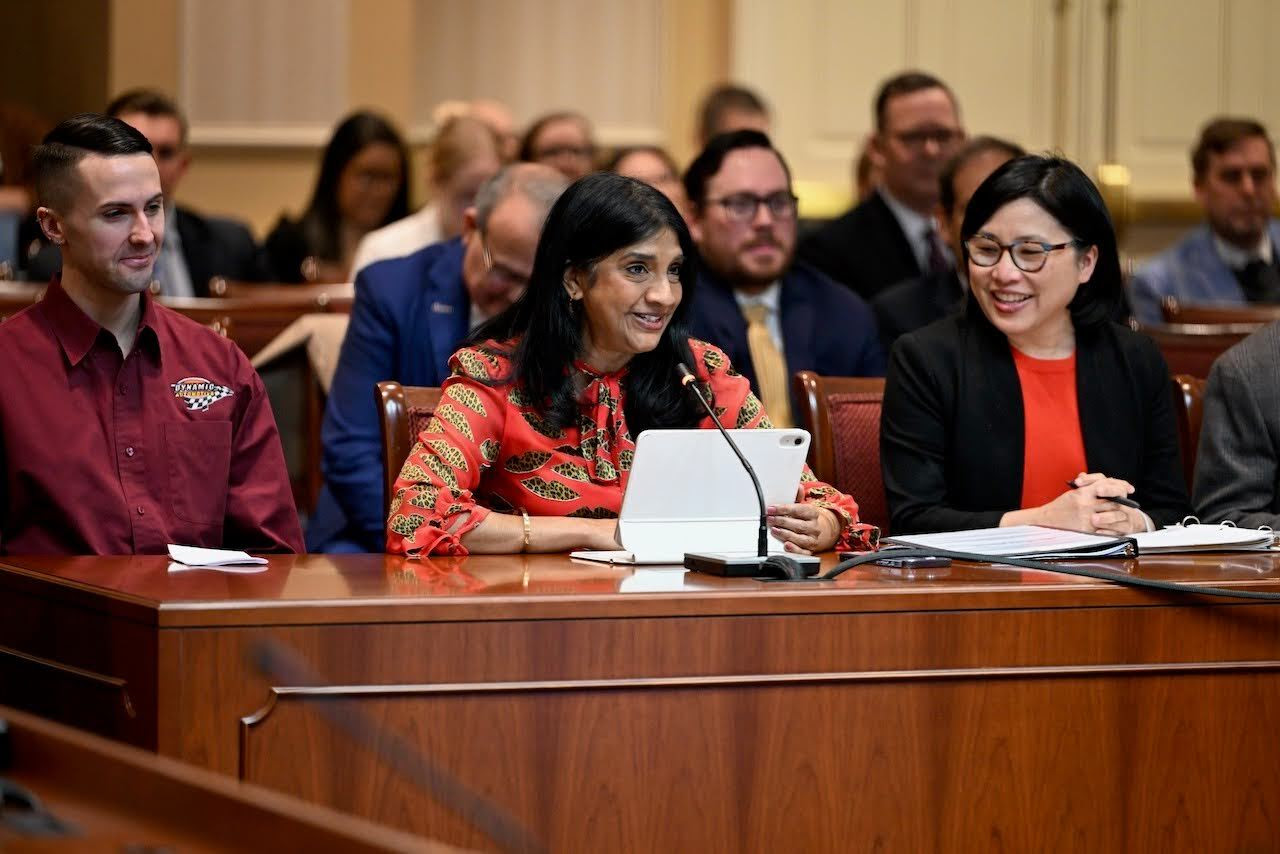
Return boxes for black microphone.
[675,363,816,580]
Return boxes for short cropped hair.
[473,163,570,233]
[874,70,957,131]
[682,129,791,208]
[1191,117,1275,181]
[961,155,1122,329]
[33,113,152,209]
[697,84,770,145]
[939,135,1026,213]
[106,88,188,146]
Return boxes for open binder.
[1131,519,1277,554]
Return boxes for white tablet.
[570,428,811,565]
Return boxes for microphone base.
[684,552,821,578]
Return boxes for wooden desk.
[2,553,1279,851]
[0,705,449,852]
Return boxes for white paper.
[167,544,268,567]
[167,561,268,575]
[1132,524,1276,553]
[884,525,1133,558]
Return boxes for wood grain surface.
[2,552,1279,851]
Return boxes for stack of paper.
[1131,524,1276,554]
[883,525,1135,559]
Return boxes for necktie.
[924,226,950,275]
[1238,259,1280,303]
[742,303,792,427]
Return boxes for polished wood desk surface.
[0,705,451,853]
[4,552,1280,851]
[3,550,1280,627]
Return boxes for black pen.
[1066,479,1142,510]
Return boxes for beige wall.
[28,0,1275,238]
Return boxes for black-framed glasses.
[891,128,962,150]
[706,191,798,223]
[964,236,1080,273]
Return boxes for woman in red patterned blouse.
[385,173,877,556]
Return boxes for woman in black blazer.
[882,155,1190,534]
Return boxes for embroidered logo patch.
[171,377,233,411]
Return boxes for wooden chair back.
[1162,298,1280,325]
[1135,322,1253,378]
[376,382,444,517]
[1170,373,1207,494]
[792,372,889,533]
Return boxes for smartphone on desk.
[837,553,952,580]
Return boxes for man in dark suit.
[683,130,884,428]
[27,89,265,292]
[1193,320,1280,527]
[872,135,1024,352]
[307,164,568,552]
[799,71,965,301]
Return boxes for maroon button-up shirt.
[0,278,303,555]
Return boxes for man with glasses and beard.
[800,71,966,301]
[684,131,884,428]
[308,163,568,553]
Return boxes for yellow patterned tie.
[742,303,792,427]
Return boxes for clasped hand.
[1038,471,1148,536]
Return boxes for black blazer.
[871,269,965,355]
[177,207,267,289]
[797,190,922,301]
[881,307,1190,534]
[24,206,265,294]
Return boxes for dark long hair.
[299,111,410,260]
[960,154,1123,328]
[469,172,704,434]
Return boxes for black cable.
[822,546,1280,601]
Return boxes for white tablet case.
[571,428,811,564]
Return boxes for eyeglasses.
[705,191,798,223]
[891,128,962,150]
[964,236,1081,273]
[535,145,594,161]
[481,235,530,288]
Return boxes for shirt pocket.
[165,421,232,524]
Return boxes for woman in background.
[385,172,876,556]
[518,111,596,181]
[264,111,410,282]
[350,114,501,275]
[606,145,689,221]
[881,155,1189,535]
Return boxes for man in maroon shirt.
[0,114,302,554]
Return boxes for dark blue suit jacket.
[688,261,886,412]
[307,239,469,552]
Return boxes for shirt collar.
[39,275,162,366]
[878,187,935,242]
[733,280,782,313]
[1213,231,1272,268]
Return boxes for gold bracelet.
[521,509,531,552]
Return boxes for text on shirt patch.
[171,377,234,411]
